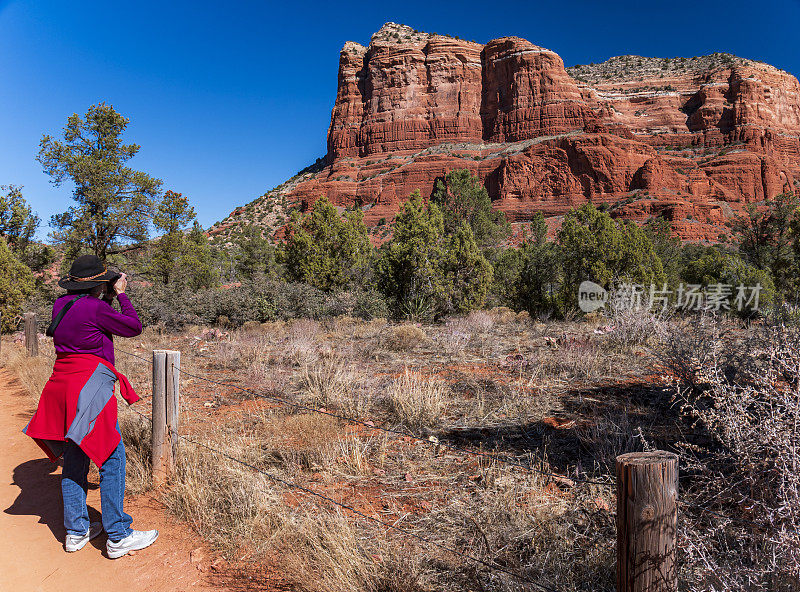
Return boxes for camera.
[103,271,123,302]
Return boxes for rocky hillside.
[211,23,800,243]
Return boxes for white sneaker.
[106,529,159,559]
[65,521,103,552]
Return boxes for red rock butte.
[211,22,800,243]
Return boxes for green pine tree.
[441,222,493,313]
[149,190,196,285]
[183,222,219,290]
[517,212,560,314]
[431,169,510,248]
[378,191,492,318]
[283,196,371,292]
[558,203,665,308]
[234,225,277,280]
[0,185,39,256]
[38,103,162,259]
[0,184,53,272]
[0,237,35,332]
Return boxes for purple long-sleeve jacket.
[52,293,143,365]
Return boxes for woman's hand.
[113,273,128,295]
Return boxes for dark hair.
[67,285,105,297]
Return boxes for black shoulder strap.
[46,295,88,337]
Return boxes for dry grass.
[7,311,731,592]
[297,355,372,418]
[384,324,426,351]
[386,369,448,430]
[0,337,55,397]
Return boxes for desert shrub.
[558,203,665,308]
[465,310,494,333]
[321,287,389,320]
[131,278,390,329]
[377,191,492,320]
[384,324,426,351]
[681,247,775,316]
[435,317,473,357]
[283,196,372,291]
[241,320,261,332]
[659,318,800,590]
[283,319,324,365]
[489,306,516,324]
[352,317,388,339]
[0,237,35,332]
[386,369,448,430]
[604,291,669,346]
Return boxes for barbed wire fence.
[112,347,779,535]
[12,317,776,590]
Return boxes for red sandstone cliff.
[211,23,800,243]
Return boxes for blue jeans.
[61,438,133,542]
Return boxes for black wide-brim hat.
[58,254,121,290]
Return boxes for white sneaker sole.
[107,531,159,559]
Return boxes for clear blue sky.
[1,0,798,238]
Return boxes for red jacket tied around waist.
[24,353,139,466]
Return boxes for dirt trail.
[0,368,236,592]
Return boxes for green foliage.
[682,247,775,315]
[131,279,388,329]
[0,184,53,271]
[283,196,372,292]
[516,213,560,314]
[730,192,799,297]
[431,169,510,248]
[184,222,219,290]
[442,222,493,313]
[377,191,448,319]
[487,213,560,314]
[153,190,196,234]
[485,246,522,308]
[234,225,277,280]
[0,185,39,255]
[644,216,681,286]
[558,203,665,307]
[377,191,492,319]
[148,191,197,285]
[0,237,35,332]
[38,103,162,259]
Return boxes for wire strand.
[156,356,609,487]
[177,433,563,592]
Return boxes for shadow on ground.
[4,457,103,548]
[437,380,688,478]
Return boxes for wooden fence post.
[151,350,167,486]
[24,312,38,357]
[165,350,180,472]
[616,451,678,592]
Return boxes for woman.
[23,254,159,559]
